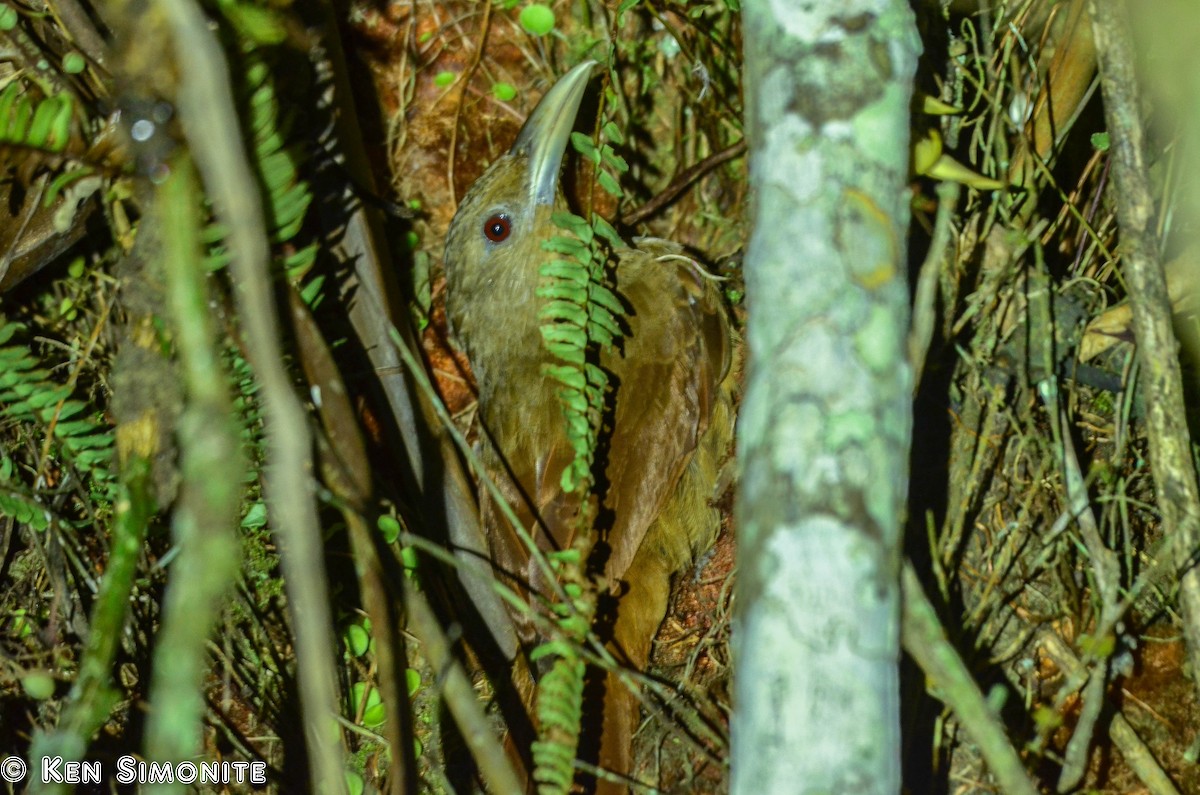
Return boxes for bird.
[442,60,736,793]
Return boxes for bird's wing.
[477,394,584,597]
[600,241,732,583]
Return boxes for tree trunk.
[733,2,920,793]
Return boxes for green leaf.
[539,260,590,286]
[597,169,623,198]
[400,545,419,572]
[557,387,588,414]
[539,300,588,326]
[600,146,629,173]
[28,385,69,410]
[492,82,518,102]
[602,121,625,145]
[21,670,55,700]
[529,640,576,661]
[28,95,69,150]
[62,52,86,75]
[547,548,581,565]
[0,323,24,346]
[551,211,591,237]
[543,364,586,391]
[286,244,319,280]
[344,623,370,657]
[565,411,590,439]
[378,514,402,544]
[299,274,326,307]
[543,341,585,365]
[570,131,602,164]
[540,323,587,348]
[54,418,101,437]
[351,682,386,728]
[45,167,94,207]
[588,284,625,317]
[591,214,625,248]
[241,501,268,529]
[587,321,615,347]
[434,71,456,88]
[541,236,587,256]
[584,363,609,391]
[219,1,288,45]
[537,282,588,304]
[518,4,556,36]
[616,0,641,24]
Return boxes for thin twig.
[157,1,347,791]
[909,180,960,388]
[44,0,110,70]
[1040,631,1182,795]
[447,0,493,206]
[141,155,244,795]
[620,140,747,227]
[402,580,525,795]
[901,562,1040,795]
[1088,0,1200,703]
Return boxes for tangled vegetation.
[0,0,1196,793]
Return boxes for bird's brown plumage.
[443,61,736,792]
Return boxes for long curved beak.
[511,60,598,206]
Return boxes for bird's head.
[443,61,597,304]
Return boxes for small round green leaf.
[344,623,370,658]
[352,682,383,725]
[62,52,86,74]
[400,545,419,572]
[492,82,518,102]
[22,670,55,700]
[434,71,456,88]
[9,610,33,638]
[519,4,556,36]
[241,501,268,529]
[0,6,17,31]
[377,514,401,544]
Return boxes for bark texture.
[734,2,920,793]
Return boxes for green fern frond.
[0,457,51,530]
[530,546,595,794]
[538,211,626,495]
[529,103,632,792]
[0,81,74,154]
[0,321,115,525]
[201,48,318,284]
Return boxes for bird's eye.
[483,214,512,243]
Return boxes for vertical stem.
[153,1,348,790]
[143,155,243,794]
[1087,0,1200,702]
